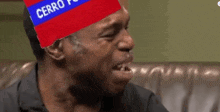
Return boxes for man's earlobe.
[45,40,65,60]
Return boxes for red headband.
[23,0,121,48]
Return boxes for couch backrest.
[129,62,220,112]
[1,61,220,112]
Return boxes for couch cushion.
[0,60,36,89]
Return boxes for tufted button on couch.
[0,60,220,112]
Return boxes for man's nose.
[117,30,135,52]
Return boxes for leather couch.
[0,60,220,112]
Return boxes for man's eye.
[104,33,116,37]
[101,30,117,37]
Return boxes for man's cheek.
[72,43,88,55]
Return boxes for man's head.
[23,5,135,96]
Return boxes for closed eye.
[101,28,119,37]
[104,32,117,37]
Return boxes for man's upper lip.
[113,54,134,67]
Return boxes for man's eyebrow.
[98,22,119,33]
[100,16,130,32]
[105,22,121,29]
[98,14,131,36]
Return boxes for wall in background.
[0,0,220,62]
[129,0,220,62]
[0,2,35,61]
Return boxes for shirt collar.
[18,63,48,111]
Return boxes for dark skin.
[37,6,135,112]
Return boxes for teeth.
[115,63,132,71]
[120,66,125,71]
[117,64,122,68]
[120,64,126,71]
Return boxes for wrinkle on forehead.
[95,6,129,29]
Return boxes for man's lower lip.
[111,69,134,83]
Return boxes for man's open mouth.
[112,63,132,71]
[111,62,134,89]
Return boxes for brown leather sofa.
[0,60,220,112]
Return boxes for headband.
[23,0,121,48]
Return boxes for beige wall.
[129,0,220,62]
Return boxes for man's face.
[62,7,135,96]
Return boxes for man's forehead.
[102,7,128,22]
[68,6,129,36]
[92,7,129,28]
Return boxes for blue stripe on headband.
[28,0,90,26]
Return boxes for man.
[0,2,168,112]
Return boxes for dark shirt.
[0,63,168,112]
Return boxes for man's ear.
[44,39,65,61]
